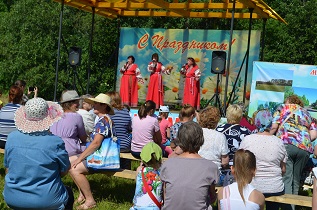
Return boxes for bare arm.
[270,123,279,135]
[153,130,162,145]
[280,161,286,176]
[210,184,217,204]
[249,189,265,210]
[166,127,171,139]
[310,130,317,142]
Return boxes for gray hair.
[177,121,204,153]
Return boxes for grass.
[255,84,285,92]
[0,154,136,209]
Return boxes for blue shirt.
[110,108,132,152]
[0,103,21,141]
[3,130,70,210]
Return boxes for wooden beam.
[147,0,189,16]
[265,194,312,207]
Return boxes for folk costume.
[181,64,201,110]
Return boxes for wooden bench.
[0,149,313,207]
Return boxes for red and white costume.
[180,64,201,110]
[119,63,142,107]
[146,61,170,109]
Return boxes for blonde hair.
[233,149,256,204]
[226,104,243,124]
[106,91,123,110]
[198,106,220,129]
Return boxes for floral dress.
[130,167,163,210]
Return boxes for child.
[130,142,163,210]
[158,106,172,146]
[218,149,265,210]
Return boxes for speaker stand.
[70,65,84,93]
[203,74,225,117]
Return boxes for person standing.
[119,55,143,107]
[270,95,317,210]
[180,57,201,110]
[146,53,171,109]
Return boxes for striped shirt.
[110,108,132,152]
[0,103,21,141]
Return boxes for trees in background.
[0,0,316,100]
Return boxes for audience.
[0,85,23,149]
[216,104,251,166]
[160,121,218,210]
[240,109,287,210]
[158,105,173,157]
[218,149,265,210]
[198,106,229,170]
[3,98,73,210]
[270,95,317,210]
[130,142,163,210]
[14,79,38,104]
[77,94,95,138]
[69,94,115,210]
[50,90,87,156]
[131,100,162,159]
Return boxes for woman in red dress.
[119,55,143,107]
[146,53,171,109]
[180,57,201,110]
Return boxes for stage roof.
[54,0,287,24]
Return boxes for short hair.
[8,85,23,104]
[179,104,196,119]
[106,91,123,110]
[79,94,93,109]
[226,104,243,124]
[177,121,204,153]
[127,55,135,63]
[14,80,27,88]
[285,95,304,107]
[198,106,220,129]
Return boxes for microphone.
[152,59,156,62]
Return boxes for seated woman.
[0,85,23,149]
[216,104,251,166]
[218,149,265,210]
[131,100,162,159]
[69,94,115,209]
[3,98,73,210]
[239,109,287,210]
[198,106,229,170]
[160,121,219,210]
[50,90,87,157]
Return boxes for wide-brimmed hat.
[15,97,64,133]
[84,94,114,115]
[140,142,162,163]
[60,90,80,103]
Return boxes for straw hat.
[84,94,114,115]
[14,98,63,133]
[60,90,80,103]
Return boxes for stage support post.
[54,0,65,102]
[223,0,236,114]
[260,19,267,61]
[243,8,253,104]
[86,7,95,94]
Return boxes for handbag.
[86,115,120,170]
[141,167,162,209]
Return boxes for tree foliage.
[0,0,316,100]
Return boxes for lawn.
[255,83,285,92]
[0,154,136,209]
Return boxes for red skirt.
[120,74,138,107]
[146,73,163,109]
[183,77,200,110]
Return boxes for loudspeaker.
[69,47,82,66]
[211,51,226,74]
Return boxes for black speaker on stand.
[68,47,83,92]
[203,51,227,116]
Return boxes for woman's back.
[219,183,260,210]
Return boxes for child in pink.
[158,106,173,156]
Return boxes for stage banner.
[116,27,261,105]
[249,61,317,119]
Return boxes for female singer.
[146,53,172,109]
[180,57,201,110]
[119,55,143,107]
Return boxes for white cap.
[159,105,169,113]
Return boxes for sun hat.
[159,105,169,113]
[84,94,114,115]
[254,109,273,132]
[140,142,162,163]
[14,97,63,133]
[60,90,80,103]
